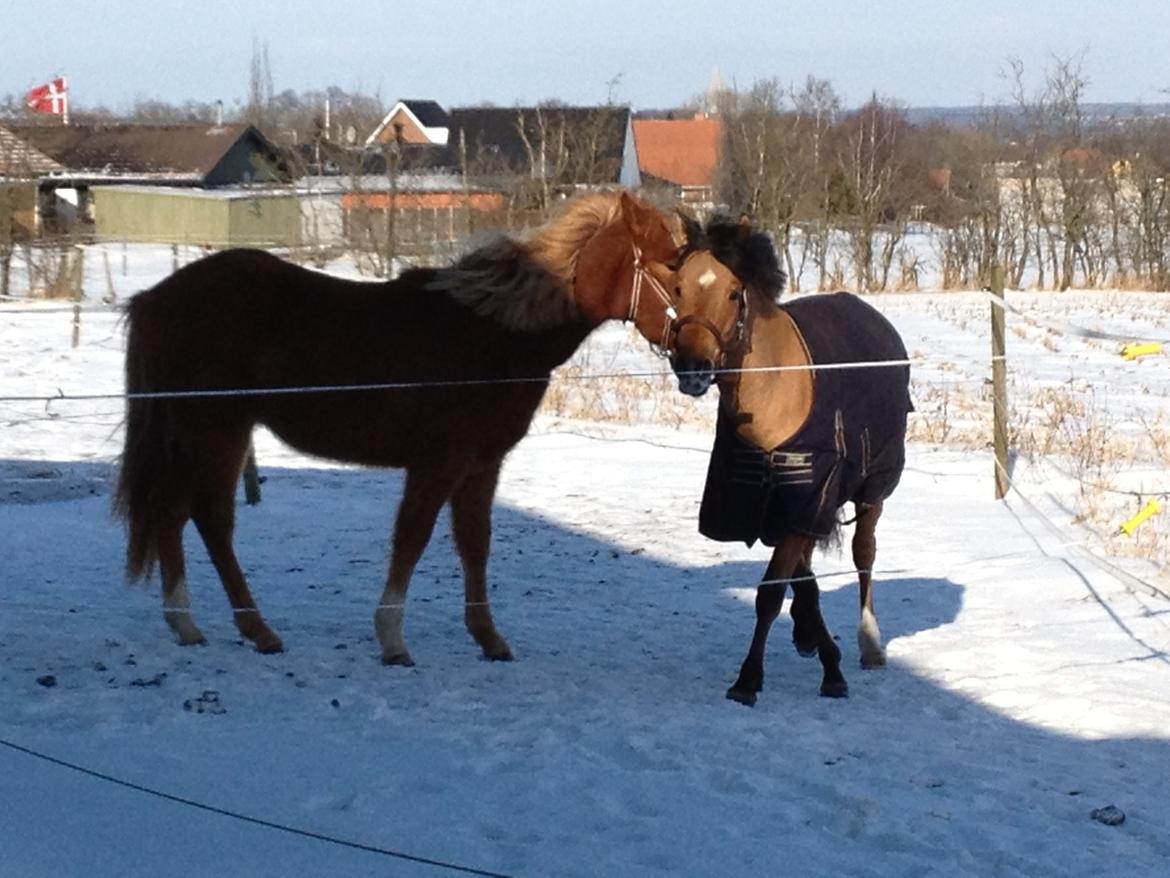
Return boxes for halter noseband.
[664,283,750,369]
[628,243,678,354]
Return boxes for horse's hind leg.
[190,431,283,653]
[450,463,512,661]
[854,501,886,669]
[157,514,206,646]
[727,535,808,707]
[375,466,454,666]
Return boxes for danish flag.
[26,77,69,117]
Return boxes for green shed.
[92,186,301,247]
[0,180,39,237]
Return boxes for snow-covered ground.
[1,245,1169,876]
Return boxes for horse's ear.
[619,190,646,237]
[677,209,703,247]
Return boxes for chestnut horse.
[115,190,681,665]
[664,216,911,705]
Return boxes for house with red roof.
[632,115,721,208]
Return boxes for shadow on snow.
[2,459,1167,874]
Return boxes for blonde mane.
[431,192,623,331]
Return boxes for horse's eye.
[673,285,682,298]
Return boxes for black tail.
[114,295,180,580]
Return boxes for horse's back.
[123,248,549,467]
[781,292,907,364]
[130,248,393,322]
[126,249,437,378]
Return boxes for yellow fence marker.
[1120,342,1163,360]
[1119,498,1163,536]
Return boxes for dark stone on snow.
[1090,805,1126,826]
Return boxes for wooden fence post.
[990,264,1009,499]
[102,248,116,303]
[71,301,81,349]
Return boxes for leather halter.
[628,243,678,353]
[665,283,750,368]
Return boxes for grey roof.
[448,105,631,182]
[401,100,449,129]
[0,126,65,177]
[4,123,288,184]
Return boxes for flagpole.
[62,76,69,126]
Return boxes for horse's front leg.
[853,501,886,669]
[375,466,454,666]
[450,462,512,661]
[727,535,810,706]
[789,576,847,698]
[789,541,819,657]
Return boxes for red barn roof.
[632,117,721,188]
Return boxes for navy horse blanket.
[698,293,910,545]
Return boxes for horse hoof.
[860,653,887,670]
[383,652,415,667]
[254,633,284,654]
[819,681,849,698]
[726,687,758,707]
[482,648,514,662]
[178,633,207,647]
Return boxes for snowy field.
[2,244,1169,876]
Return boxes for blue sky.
[6,0,1170,111]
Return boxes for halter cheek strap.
[628,243,677,353]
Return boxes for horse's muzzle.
[672,357,715,397]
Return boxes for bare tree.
[245,37,275,129]
[514,104,625,219]
[791,76,841,290]
[715,77,842,291]
[834,95,917,291]
[1003,53,1099,289]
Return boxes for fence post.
[102,248,116,303]
[242,443,262,505]
[990,264,1009,499]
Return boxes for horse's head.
[666,249,748,396]
[663,215,785,396]
[615,191,686,348]
[545,190,683,335]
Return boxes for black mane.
[679,214,787,301]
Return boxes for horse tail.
[115,293,181,581]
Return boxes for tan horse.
[116,190,682,666]
[663,216,910,705]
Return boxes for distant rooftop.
[0,126,65,177]
[632,117,720,188]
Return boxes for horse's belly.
[257,388,541,469]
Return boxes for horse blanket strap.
[698,293,910,546]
